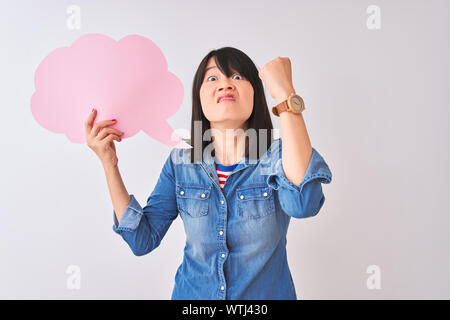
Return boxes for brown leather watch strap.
[272,100,289,117]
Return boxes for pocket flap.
[176,184,211,200]
[236,185,273,201]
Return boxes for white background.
[1,0,449,299]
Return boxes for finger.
[104,134,121,144]
[98,128,123,141]
[92,119,117,138]
[84,108,97,137]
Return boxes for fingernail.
[92,108,95,112]
[111,119,116,122]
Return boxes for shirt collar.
[178,138,280,177]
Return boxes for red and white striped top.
[216,162,238,190]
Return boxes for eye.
[206,73,244,82]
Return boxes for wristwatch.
[272,92,305,116]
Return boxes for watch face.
[290,95,304,112]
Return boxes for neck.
[210,121,247,166]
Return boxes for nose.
[218,78,235,91]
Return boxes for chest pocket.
[176,184,211,218]
[236,184,275,220]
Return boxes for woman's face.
[199,57,254,127]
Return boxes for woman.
[85,47,332,300]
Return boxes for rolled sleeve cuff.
[267,147,332,193]
[112,194,144,234]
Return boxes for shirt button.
[220,200,224,205]
[219,230,224,236]
[263,192,268,197]
[240,195,244,199]
[180,191,184,195]
[220,286,225,291]
[221,253,226,258]
[201,193,206,198]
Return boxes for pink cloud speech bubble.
[31,33,192,149]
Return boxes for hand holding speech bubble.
[31,33,191,149]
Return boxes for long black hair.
[189,47,274,163]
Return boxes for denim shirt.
[112,138,332,300]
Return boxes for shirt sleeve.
[112,149,179,256]
[266,140,332,219]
